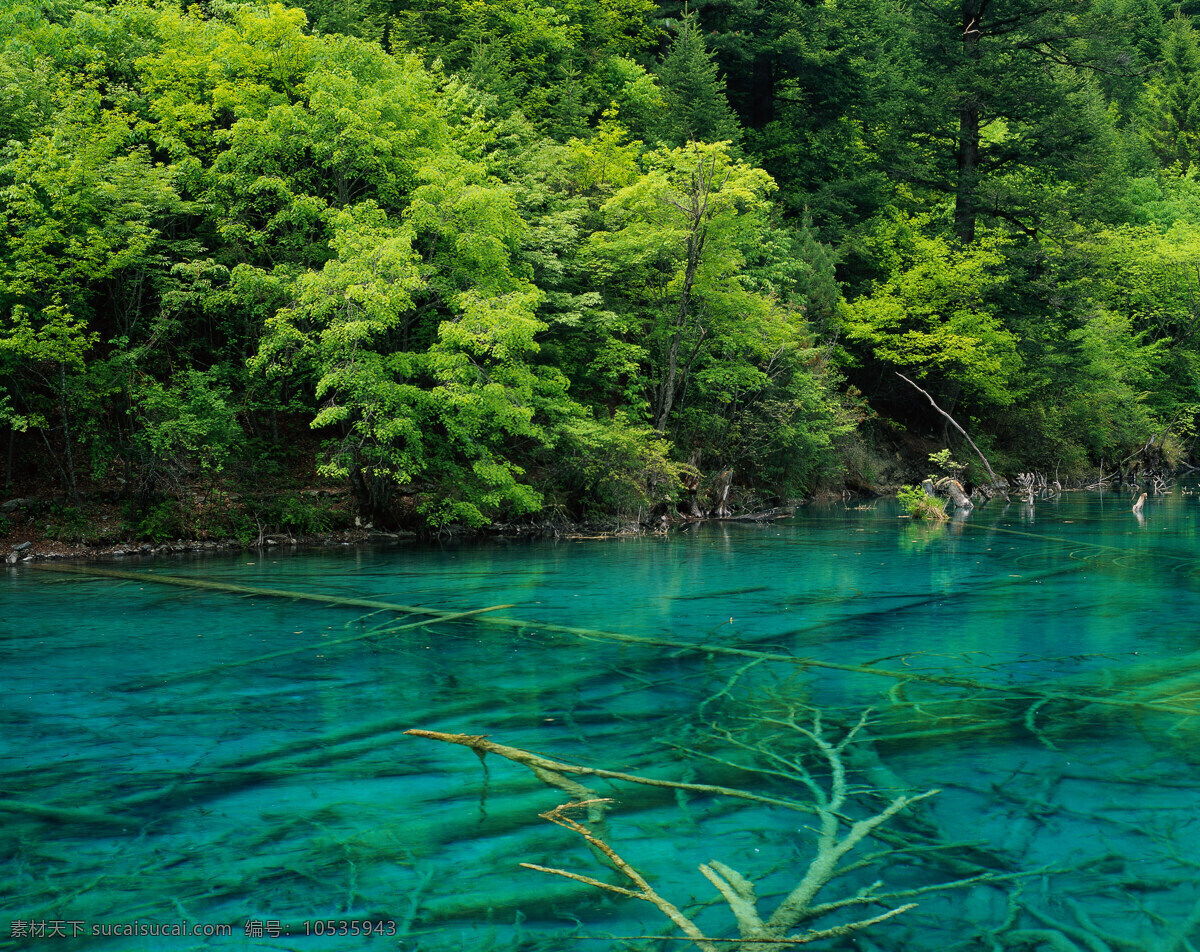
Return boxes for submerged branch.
[412,720,962,951]
[404,730,814,814]
[139,603,511,689]
[44,565,1200,723]
[0,798,135,829]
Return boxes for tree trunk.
[954,0,984,244]
[654,223,704,432]
[58,363,81,507]
[713,468,733,517]
[654,153,716,432]
[938,477,974,510]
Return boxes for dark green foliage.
[655,11,740,146]
[131,500,185,544]
[1137,12,1200,169]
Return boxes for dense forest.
[3,0,1200,537]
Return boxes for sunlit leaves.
[842,221,1022,409]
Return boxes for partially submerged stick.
[896,372,1001,485]
[38,565,1200,718]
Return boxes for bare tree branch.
[895,371,1001,485]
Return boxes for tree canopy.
[1,0,1197,532]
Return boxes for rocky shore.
[0,494,405,564]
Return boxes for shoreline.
[1,500,816,565]
[4,476,1174,566]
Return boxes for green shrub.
[44,505,91,543]
[897,484,947,521]
[272,497,332,535]
[134,500,184,542]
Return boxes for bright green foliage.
[588,141,777,427]
[383,0,660,135]
[0,304,99,503]
[254,185,569,527]
[1062,308,1164,457]
[579,139,847,492]
[897,484,947,521]
[130,369,243,494]
[1069,220,1200,430]
[6,0,1200,528]
[1084,222,1200,353]
[842,220,1022,411]
[1127,168,1200,228]
[928,449,965,480]
[552,412,684,518]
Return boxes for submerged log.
[0,798,134,828]
[134,603,511,690]
[40,564,1200,723]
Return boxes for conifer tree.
[656,10,741,146]
[1139,11,1200,169]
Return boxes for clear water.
[4,488,1200,950]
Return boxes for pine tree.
[656,11,741,146]
[1139,11,1200,169]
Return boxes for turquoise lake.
[4,487,1200,951]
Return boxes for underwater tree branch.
[404,730,817,814]
[413,717,956,951]
[525,801,722,952]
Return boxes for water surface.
[3,487,1200,950]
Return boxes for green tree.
[253,176,575,527]
[907,0,1131,244]
[1138,11,1200,170]
[841,217,1023,414]
[656,10,740,146]
[0,305,98,504]
[384,0,659,135]
[588,141,774,431]
[579,138,847,492]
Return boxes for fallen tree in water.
[407,714,1045,951]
